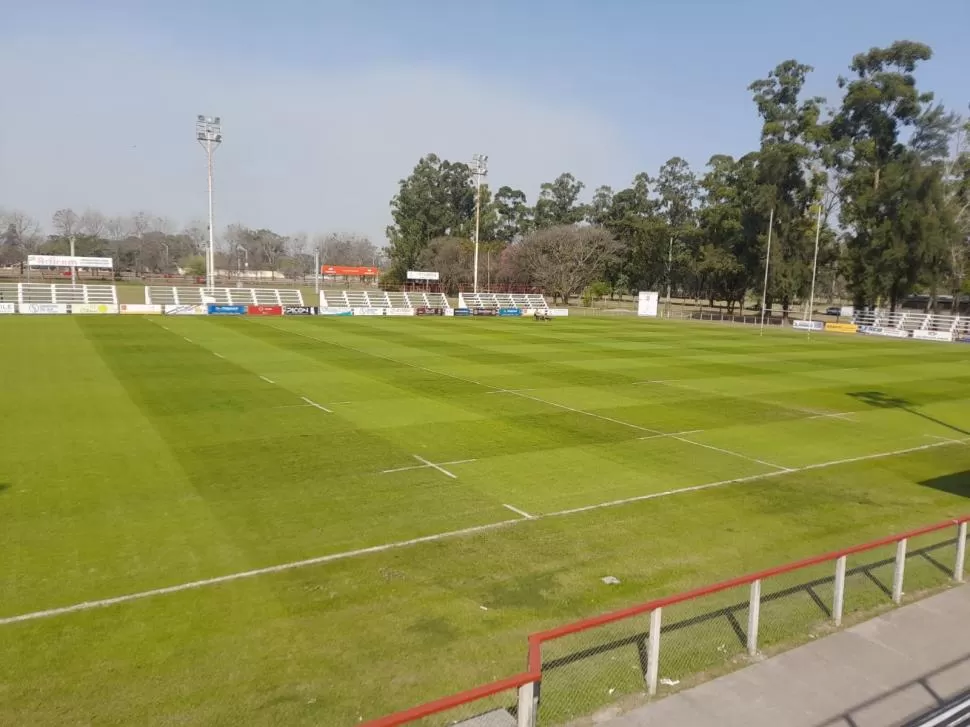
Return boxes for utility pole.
[195,115,223,290]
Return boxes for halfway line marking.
[301,397,333,413]
[2,438,966,627]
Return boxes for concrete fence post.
[892,539,907,605]
[955,522,967,584]
[747,579,761,656]
[647,608,662,696]
[517,681,536,727]
[833,556,847,626]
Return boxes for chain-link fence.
[364,518,968,727]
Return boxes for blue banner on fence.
[498,308,522,317]
[207,305,248,315]
[453,308,471,317]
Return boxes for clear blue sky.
[4,0,969,243]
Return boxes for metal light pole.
[315,249,321,297]
[470,154,488,293]
[196,115,222,290]
[807,201,823,339]
[759,208,775,336]
[665,236,674,319]
[70,234,77,286]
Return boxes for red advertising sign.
[246,305,283,316]
[321,265,379,277]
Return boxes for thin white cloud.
[0,35,639,244]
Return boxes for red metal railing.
[362,515,970,727]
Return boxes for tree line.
[385,41,970,312]
[0,209,383,278]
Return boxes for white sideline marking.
[259,375,276,385]
[638,429,704,441]
[3,438,967,628]
[301,396,332,413]
[671,436,790,472]
[503,504,535,520]
[382,458,477,475]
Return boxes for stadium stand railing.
[852,310,966,334]
[458,292,550,310]
[0,282,118,305]
[144,286,304,306]
[361,515,969,727]
[319,290,450,310]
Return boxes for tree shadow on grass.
[0,483,9,494]
[847,391,970,437]
[920,470,970,500]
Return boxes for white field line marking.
[382,458,477,475]
[925,434,966,444]
[503,503,535,520]
[213,352,225,359]
[301,396,333,413]
[259,375,276,385]
[638,429,704,441]
[413,455,458,479]
[262,320,669,436]
[183,337,193,343]
[2,438,967,627]
[486,388,538,394]
[271,404,313,410]
[671,436,790,472]
[807,411,855,421]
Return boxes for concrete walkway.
[605,585,970,727]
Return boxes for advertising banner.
[793,319,825,331]
[352,307,386,316]
[453,308,471,317]
[825,322,858,334]
[416,307,445,316]
[315,308,352,316]
[0,303,16,314]
[247,305,283,316]
[957,336,970,344]
[498,308,522,317]
[913,330,954,342]
[472,308,498,316]
[637,291,659,317]
[120,304,163,314]
[406,270,440,281]
[207,305,248,315]
[321,265,379,277]
[385,307,416,316]
[164,305,206,315]
[546,308,569,317]
[71,304,118,314]
[859,325,911,339]
[28,254,113,269]
[20,303,69,314]
[284,306,319,315]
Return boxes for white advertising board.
[353,307,386,316]
[546,308,569,317]
[28,254,113,269]
[637,291,659,317]
[793,319,824,331]
[163,304,207,316]
[385,307,416,316]
[71,304,118,314]
[120,304,163,314]
[406,270,440,281]
[0,303,16,314]
[20,303,69,314]
[913,330,954,342]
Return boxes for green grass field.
[1,315,969,726]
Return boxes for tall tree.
[386,154,475,275]
[534,173,586,228]
[519,225,620,303]
[493,186,531,243]
[655,157,698,232]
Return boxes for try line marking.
[2,436,966,628]
[503,503,534,519]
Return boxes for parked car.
[825,306,842,316]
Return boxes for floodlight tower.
[195,115,223,290]
[470,154,488,293]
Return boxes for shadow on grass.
[0,483,9,494]
[847,391,970,437]
[535,538,959,725]
[920,470,970,500]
